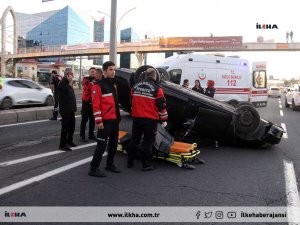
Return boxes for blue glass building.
[26,6,90,46]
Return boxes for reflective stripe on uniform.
[102,93,113,97]
[158,112,167,115]
[132,94,156,99]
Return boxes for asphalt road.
[0,95,299,225]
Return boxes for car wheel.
[1,97,13,110]
[285,97,289,108]
[228,100,239,107]
[235,104,260,133]
[134,65,160,84]
[235,102,253,108]
[156,67,170,82]
[45,96,54,106]
[292,99,297,111]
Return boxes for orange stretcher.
[118,131,203,169]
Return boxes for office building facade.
[17,6,90,48]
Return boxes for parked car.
[0,78,54,110]
[114,66,284,147]
[268,87,281,97]
[285,84,300,110]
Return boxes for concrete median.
[0,105,82,125]
[0,110,18,125]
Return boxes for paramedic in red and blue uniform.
[88,61,121,177]
[79,67,96,142]
[127,68,168,171]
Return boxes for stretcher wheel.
[182,164,195,169]
[193,157,205,164]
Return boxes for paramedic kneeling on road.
[127,68,168,171]
[88,61,121,177]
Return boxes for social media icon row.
[196,211,236,219]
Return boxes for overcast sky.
[1,0,300,79]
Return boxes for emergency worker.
[94,68,103,82]
[79,67,97,142]
[88,61,121,177]
[58,68,77,151]
[127,68,168,171]
[49,70,62,120]
[204,80,215,98]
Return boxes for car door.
[19,80,44,104]
[6,80,30,105]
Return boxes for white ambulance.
[157,53,267,107]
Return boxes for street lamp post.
[110,0,117,64]
[97,3,136,66]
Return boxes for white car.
[268,87,281,97]
[285,84,300,110]
[0,78,54,110]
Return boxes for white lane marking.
[280,110,284,116]
[0,155,95,196]
[0,142,96,167]
[281,123,288,139]
[283,160,300,223]
[0,115,81,128]
[279,99,281,102]
[279,104,282,108]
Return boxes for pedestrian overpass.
[2,37,300,76]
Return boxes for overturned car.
[115,66,284,147]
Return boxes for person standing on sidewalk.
[49,70,62,120]
[127,68,168,171]
[93,68,103,82]
[290,30,294,43]
[88,61,121,177]
[58,68,77,151]
[79,67,97,142]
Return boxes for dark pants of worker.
[127,118,157,168]
[90,120,119,171]
[80,101,95,138]
[52,93,59,119]
[59,112,75,147]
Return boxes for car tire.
[134,65,160,84]
[235,104,260,133]
[235,102,253,108]
[1,97,13,110]
[292,99,297,111]
[285,97,289,108]
[228,100,239,107]
[156,67,170,82]
[45,96,54,106]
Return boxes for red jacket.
[81,76,94,102]
[91,78,121,124]
[131,78,168,121]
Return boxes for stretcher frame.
[118,131,204,169]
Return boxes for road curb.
[0,105,82,125]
